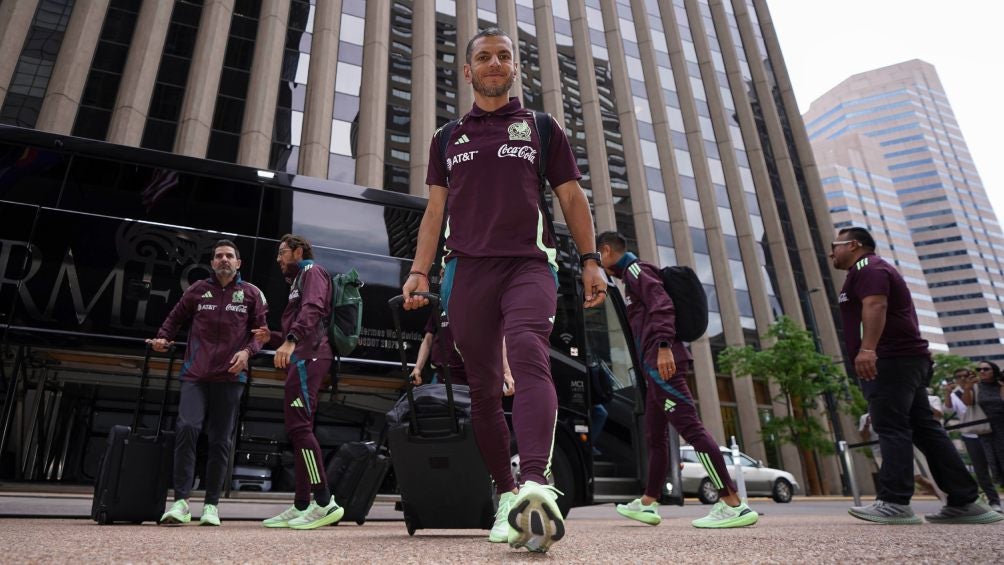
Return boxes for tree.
[931,353,972,387]
[718,315,848,495]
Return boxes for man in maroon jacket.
[402,28,606,553]
[149,239,267,526]
[597,231,758,529]
[255,234,343,530]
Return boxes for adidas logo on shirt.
[290,398,305,408]
[454,134,470,145]
[202,291,213,298]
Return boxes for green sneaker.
[288,499,344,530]
[489,492,516,542]
[925,502,1004,524]
[692,501,759,528]
[616,498,661,525]
[199,503,220,526]
[159,499,191,525]
[262,505,306,528]
[507,481,565,553]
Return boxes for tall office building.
[0,0,848,491]
[806,60,1004,361]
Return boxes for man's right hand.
[252,326,270,346]
[409,367,423,385]
[146,338,172,352]
[657,347,676,381]
[402,273,430,310]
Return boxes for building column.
[297,0,341,177]
[680,0,765,459]
[238,0,291,168]
[598,1,657,263]
[107,0,173,146]
[532,0,567,223]
[455,0,477,116]
[408,3,436,196]
[35,0,111,134]
[354,0,390,188]
[566,0,614,233]
[495,0,523,103]
[0,0,40,104]
[174,0,235,158]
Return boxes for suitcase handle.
[387,293,459,436]
[133,343,177,438]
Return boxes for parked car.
[680,445,799,504]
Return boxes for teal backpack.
[328,268,364,356]
[296,267,363,356]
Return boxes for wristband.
[860,349,875,353]
[579,252,601,268]
[409,271,428,279]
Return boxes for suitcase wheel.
[356,519,365,526]
[96,511,109,525]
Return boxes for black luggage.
[386,294,495,536]
[326,440,391,525]
[91,345,177,525]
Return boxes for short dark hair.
[838,227,876,251]
[280,234,314,260]
[213,239,240,260]
[465,27,513,64]
[596,231,627,253]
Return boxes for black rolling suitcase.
[91,345,177,525]
[386,293,495,536]
[326,440,391,525]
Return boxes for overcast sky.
[767,0,1004,224]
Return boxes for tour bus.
[0,125,681,515]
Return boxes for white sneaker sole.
[507,494,565,552]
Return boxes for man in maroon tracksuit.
[150,239,267,526]
[402,28,606,553]
[256,234,344,530]
[597,231,758,529]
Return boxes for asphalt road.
[1,493,1001,563]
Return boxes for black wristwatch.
[658,341,671,349]
[579,252,601,268]
[285,333,299,344]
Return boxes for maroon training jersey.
[425,97,581,269]
[838,253,929,358]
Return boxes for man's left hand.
[274,341,295,369]
[582,263,607,308]
[855,349,878,381]
[228,349,249,374]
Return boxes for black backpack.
[435,111,556,237]
[641,262,709,343]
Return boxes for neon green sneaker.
[159,499,191,525]
[262,505,306,528]
[489,492,516,542]
[692,500,759,528]
[199,503,220,526]
[616,498,662,525]
[507,481,565,553]
[288,499,344,530]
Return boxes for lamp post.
[802,287,850,495]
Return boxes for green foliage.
[931,353,972,387]
[718,315,848,455]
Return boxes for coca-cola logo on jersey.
[497,144,537,164]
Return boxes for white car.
[680,445,799,504]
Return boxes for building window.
[207,0,262,163]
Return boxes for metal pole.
[731,435,747,502]
[839,440,861,506]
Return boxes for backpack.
[296,267,364,356]
[436,111,556,237]
[643,262,709,343]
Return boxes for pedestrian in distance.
[411,310,515,396]
[831,226,1001,524]
[969,361,1004,495]
[596,231,758,529]
[946,367,1002,513]
[402,26,607,553]
[149,239,267,526]
[253,234,344,530]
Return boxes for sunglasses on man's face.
[830,240,855,251]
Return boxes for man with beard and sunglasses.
[402,27,606,553]
[149,239,268,526]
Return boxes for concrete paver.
[0,497,1000,563]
